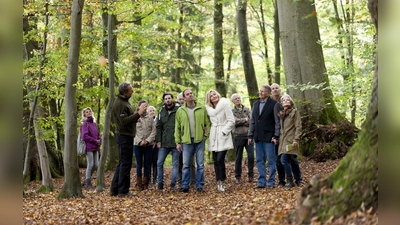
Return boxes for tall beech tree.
[58,0,85,199]
[277,0,357,158]
[294,0,378,222]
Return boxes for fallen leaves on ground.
[23,158,377,224]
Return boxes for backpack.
[77,132,86,155]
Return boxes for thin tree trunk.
[57,0,85,199]
[273,0,281,84]
[214,0,226,97]
[97,12,116,192]
[237,0,258,107]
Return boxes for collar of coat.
[206,97,230,116]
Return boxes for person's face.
[147,107,156,117]
[184,90,194,102]
[177,95,185,105]
[210,91,219,104]
[84,109,92,118]
[271,84,281,97]
[281,97,292,108]
[124,85,133,98]
[163,94,174,106]
[259,87,270,100]
[232,95,242,107]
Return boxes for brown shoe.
[235,178,241,184]
[248,177,256,183]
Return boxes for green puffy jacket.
[175,103,210,144]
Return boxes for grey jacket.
[231,105,252,137]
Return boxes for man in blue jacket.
[248,84,280,188]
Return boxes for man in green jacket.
[175,89,210,193]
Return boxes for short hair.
[177,92,183,98]
[261,84,271,93]
[81,107,96,123]
[137,99,147,107]
[162,92,174,100]
[182,88,192,97]
[230,93,241,102]
[118,81,131,95]
[271,83,280,89]
[147,105,156,112]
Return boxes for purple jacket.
[80,117,101,152]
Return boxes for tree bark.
[237,0,258,107]
[57,0,85,199]
[294,0,378,222]
[97,12,116,192]
[277,0,356,158]
[214,0,226,97]
[273,0,281,84]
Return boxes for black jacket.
[112,95,141,137]
[155,103,179,148]
[248,97,280,142]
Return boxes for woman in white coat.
[205,89,235,192]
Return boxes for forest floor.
[23,158,378,224]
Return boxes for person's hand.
[271,137,278,145]
[248,138,253,145]
[176,143,182,152]
[138,103,147,116]
[293,141,298,147]
[157,142,161,149]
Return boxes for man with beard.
[155,93,181,190]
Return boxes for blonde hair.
[81,107,96,123]
[205,89,221,108]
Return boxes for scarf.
[279,107,293,120]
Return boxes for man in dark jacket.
[110,81,147,197]
[248,84,280,188]
[155,92,180,190]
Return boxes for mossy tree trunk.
[277,0,357,159]
[58,0,85,199]
[294,0,378,222]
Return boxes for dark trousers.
[276,145,286,184]
[110,134,133,195]
[234,136,254,179]
[212,150,227,181]
[134,145,153,177]
[151,145,159,182]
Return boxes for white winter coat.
[206,97,235,152]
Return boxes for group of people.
[79,81,303,197]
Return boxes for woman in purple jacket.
[80,107,102,189]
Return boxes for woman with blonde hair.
[80,107,102,189]
[205,90,235,192]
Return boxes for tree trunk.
[237,0,258,107]
[97,12,116,192]
[277,0,356,159]
[214,0,227,97]
[294,0,378,222]
[273,0,281,84]
[57,0,85,199]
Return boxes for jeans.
[181,139,205,189]
[281,154,302,182]
[134,145,153,177]
[255,141,276,187]
[85,151,99,179]
[157,147,180,185]
[234,136,254,179]
[212,151,227,181]
[110,134,134,194]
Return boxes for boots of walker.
[285,174,295,188]
[143,177,150,190]
[136,176,144,191]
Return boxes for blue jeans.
[181,139,205,189]
[255,141,276,187]
[134,145,153,177]
[157,147,180,185]
[281,154,302,182]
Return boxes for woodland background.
[22,0,379,224]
